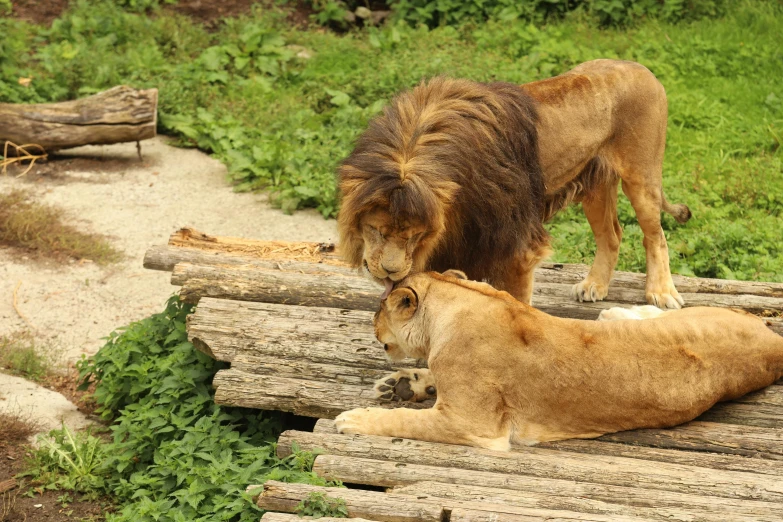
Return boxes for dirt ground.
[0,136,337,364]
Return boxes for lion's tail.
[662,190,691,224]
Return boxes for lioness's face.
[359,210,428,293]
[374,282,424,361]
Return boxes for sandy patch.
[0,136,337,363]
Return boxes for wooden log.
[593,421,783,459]
[253,480,649,522]
[277,430,783,503]
[0,478,16,494]
[172,261,783,316]
[212,370,433,418]
[262,515,376,522]
[146,229,783,299]
[390,481,775,522]
[254,481,443,522]
[312,419,783,475]
[311,454,783,518]
[0,86,157,151]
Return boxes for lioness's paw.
[646,288,684,310]
[374,369,436,403]
[571,280,609,303]
[335,408,376,435]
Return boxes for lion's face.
[374,279,427,361]
[373,270,468,361]
[359,209,429,294]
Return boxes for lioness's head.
[374,269,468,360]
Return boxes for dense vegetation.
[24,297,337,521]
[2,0,781,280]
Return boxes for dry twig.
[12,281,33,329]
[1,141,48,177]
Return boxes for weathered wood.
[593,420,783,459]
[172,261,783,318]
[0,86,157,151]
[255,481,443,522]
[261,515,376,522]
[390,481,776,522]
[212,370,433,418]
[146,229,783,299]
[254,480,648,522]
[278,430,783,503]
[312,454,783,518]
[312,419,783,475]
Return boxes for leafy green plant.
[24,425,107,495]
[295,491,348,519]
[113,0,177,12]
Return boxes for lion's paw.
[646,287,684,310]
[599,305,667,321]
[571,280,609,303]
[374,369,436,403]
[335,408,375,435]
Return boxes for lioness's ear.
[442,269,468,280]
[388,287,418,320]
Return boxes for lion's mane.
[337,77,548,284]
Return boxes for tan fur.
[335,272,783,450]
[338,59,691,310]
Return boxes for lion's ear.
[442,269,468,280]
[388,287,419,320]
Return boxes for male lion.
[338,59,691,309]
[334,271,783,450]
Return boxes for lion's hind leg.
[374,368,437,402]
[572,173,622,304]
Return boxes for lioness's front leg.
[374,368,436,402]
[335,407,510,451]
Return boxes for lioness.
[334,271,783,450]
[338,59,690,309]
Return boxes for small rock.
[34,504,43,508]
[355,6,371,19]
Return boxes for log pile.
[144,227,783,522]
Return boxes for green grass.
[0,331,56,382]
[1,0,780,282]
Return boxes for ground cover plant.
[0,332,58,382]
[16,296,338,521]
[3,0,780,281]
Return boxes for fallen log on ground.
[0,85,157,152]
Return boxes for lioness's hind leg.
[374,368,436,402]
[573,177,622,303]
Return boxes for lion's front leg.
[374,368,436,402]
[334,407,510,451]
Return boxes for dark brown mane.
[337,76,548,285]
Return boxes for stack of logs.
[145,228,783,522]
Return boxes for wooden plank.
[312,455,783,518]
[313,419,783,475]
[277,430,783,503]
[390,481,775,522]
[253,480,648,522]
